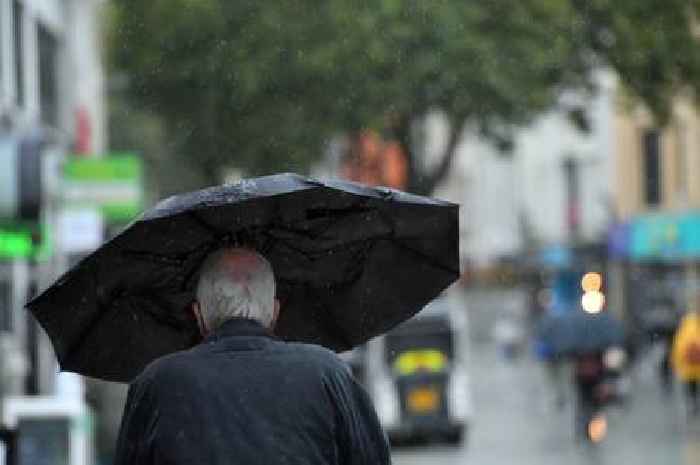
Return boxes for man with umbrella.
[27,174,460,463]
[114,247,391,464]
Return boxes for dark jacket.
[114,318,391,465]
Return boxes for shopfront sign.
[629,212,700,261]
[62,154,143,223]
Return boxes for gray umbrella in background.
[538,310,625,357]
[27,173,460,382]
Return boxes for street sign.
[0,222,51,260]
[0,229,33,259]
[0,136,43,222]
[62,154,143,223]
[57,208,103,254]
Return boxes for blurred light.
[582,290,605,314]
[603,347,627,370]
[588,414,607,443]
[0,229,33,258]
[448,367,472,422]
[581,272,602,292]
[393,349,447,375]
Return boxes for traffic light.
[0,134,44,222]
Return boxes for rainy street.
[392,290,700,465]
[4,2,700,464]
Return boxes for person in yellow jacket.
[672,311,700,415]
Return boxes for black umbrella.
[28,173,459,382]
[537,310,625,357]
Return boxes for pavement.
[392,291,700,465]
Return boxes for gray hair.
[195,248,276,330]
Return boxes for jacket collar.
[203,318,277,344]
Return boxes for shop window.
[13,0,24,106]
[642,129,662,206]
[38,24,58,127]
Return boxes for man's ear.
[192,301,209,337]
[271,299,281,329]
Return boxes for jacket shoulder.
[284,342,351,374]
[133,348,200,386]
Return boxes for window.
[0,280,11,331]
[563,157,580,239]
[642,129,662,206]
[38,24,58,126]
[13,0,23,106]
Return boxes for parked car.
[363,295,473,445]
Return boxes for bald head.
[195,248,277,332]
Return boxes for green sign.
[63,154,141,181]
[62,154,144,223]
[0,222,52,260]
[0,228,32,258]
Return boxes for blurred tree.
[108,0,700,195]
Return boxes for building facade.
[0,1,106,462]
[435,72,616,319]
[0,0,105,148]
[610,92,700,334]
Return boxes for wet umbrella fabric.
[538,311,625,356]
[27,173,459,382]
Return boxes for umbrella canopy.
[28,173,459,382]
[537,310,625,357]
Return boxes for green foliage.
[570,0,700,122]
[108,0,700,194]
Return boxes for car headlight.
[603,347,626,371]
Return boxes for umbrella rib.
[268,233,373,259]
[63,251,187,368]
[62,293,190,370]
[120,250,186,266]
[188,211,222,237]
[63,263,106,368]
[392,239,460,277]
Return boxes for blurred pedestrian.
[641,298,681,392]
[492,316,524,360]
[671,310,700,416]
[572,351,605,437]
[114,248,390,464]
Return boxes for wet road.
[391,292,700,465]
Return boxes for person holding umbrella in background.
[537,272,626,441]
[672,307,700,417]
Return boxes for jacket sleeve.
[113,373,157,465]
[330,367,391,465]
